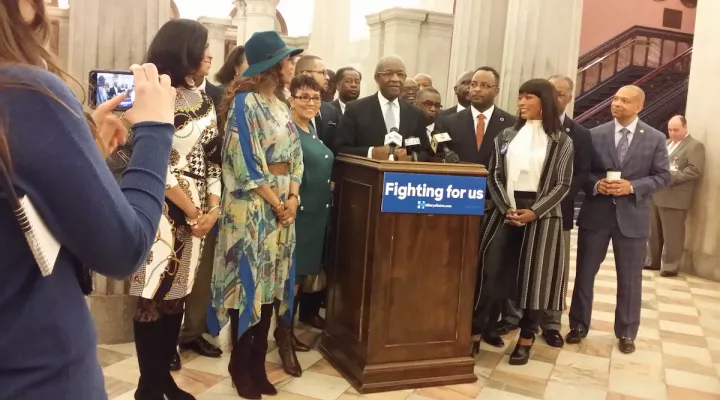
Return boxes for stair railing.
[640,78,690,132]
[576,47,693,125]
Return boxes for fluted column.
[361,13,384,97]
[307,0,351,70]
[496,0,583,113]
[680,0,720,282]
[244,0,279,38]
[444,0,509,106]
[199,17,232,83]
[233,0,248,45]
[67,0,171,99]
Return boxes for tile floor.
[100,231,720,400]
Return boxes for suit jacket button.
[326,204,329,208]
[300,206,304,211]
[313,135,316,139]
[325,155,329,159]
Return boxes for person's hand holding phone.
[92,94,128,157]
[122,63,176,125]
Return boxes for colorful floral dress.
[210,92,304,337]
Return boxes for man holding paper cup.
[567,85,670,355]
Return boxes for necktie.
[384,102,397,132]
[617,128,630,164]
[476,114,486,150]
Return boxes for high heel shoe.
[482,331,505,348]
[509,334,535,365]
[470,340,480,357]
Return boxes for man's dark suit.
[335,93,430,158]
[560,116,592,231]
[314,102,341,154]
[204,81,223,111]
[569,119,670,340]
[435,106,516,166]
[436,105,460,126]
[331,99,343,116]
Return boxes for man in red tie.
[435,66,515,166]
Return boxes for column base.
[683,252,720,282]
[87,294,137,344]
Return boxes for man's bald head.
[611,85,646,123]
[414,73,432,89]
[375,56,407,101]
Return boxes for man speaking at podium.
[335,56,430,161]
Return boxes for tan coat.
[652,135,705,210]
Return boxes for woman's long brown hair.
[0,0,92,170]
[218,63,285,131]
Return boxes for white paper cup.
[606,171,621,181]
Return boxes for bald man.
[336,55,430,160]
[437,70,473,123]
[414,73,432,89]
[568,85,670,355]
[401,78,419,104]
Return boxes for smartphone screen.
[88,70,135,111]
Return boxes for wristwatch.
[288,193,301,204]
[629,184,634,194]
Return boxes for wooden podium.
[319,155,487,393]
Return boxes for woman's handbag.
[301,271,327,293]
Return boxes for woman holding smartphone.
[128,19,221,400]
[471,79,573,366]
[0,1,176,399]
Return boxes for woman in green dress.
[287,75,334,347]
[209,31,304,400]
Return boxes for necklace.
[174,89,202,139]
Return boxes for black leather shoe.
[661,271,678,278]
[541,329,565,348]
[509,335,535,365]
[180,337,223,358]
[170,350,181,372]
[565,328,586,344]
[482,332,505,348]
[644,265,660,271]
[618,337,635,354]
[495,321,518,336]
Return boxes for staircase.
[574,26,693,123]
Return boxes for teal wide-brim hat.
[242,31,303,77]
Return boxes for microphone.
[384,127,402,161]
[404,137,421,162]
[431,132,460,163]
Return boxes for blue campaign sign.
[381,172,486,215]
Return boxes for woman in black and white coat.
[471,78,573,366]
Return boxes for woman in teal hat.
[210,31,303,399]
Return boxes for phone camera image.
[92,71,135,111]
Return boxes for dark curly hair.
[289,75,322,97]
[145,19,209,89]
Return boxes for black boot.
[249,304,278,395]
[229,325,262,399]
[133,320,166,400]
[161,313,195,400]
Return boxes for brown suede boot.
[273,301,302,377]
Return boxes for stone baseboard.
[87,294,137,345]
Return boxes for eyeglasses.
[301,70,328,77]
[419,100,442,109]
[470,82,498,90]
[377,71,407,80]
[292,94,322,104]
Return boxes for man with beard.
[332,67,361,115]
[296,55,341,154]
[437,70,473,124]
[437,66,515,166]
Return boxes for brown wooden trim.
[336,155,488,177]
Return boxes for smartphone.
[88,70,135,111]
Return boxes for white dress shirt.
[368,92,402,158]
[667,134,687,155]
[426,122,435,142]
[506,120,548,208]
[614,117,639,146]
[559,112,566,126]
[471,105,495,134]
[339,99,346,114]
[456,104,466,113]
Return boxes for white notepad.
[19,195,60,276]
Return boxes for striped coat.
[474,127,574,313]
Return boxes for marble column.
[67,0,171,98]
[46,6,70,71]
[233,0,248,45]
[444,0,510,106]
[244,0,279,38]
[67,0,171,344]
[680,0,720,282]
[362,13,384,97]
[380,8,427,76]
[416,11,454,102]
[496,0,583,113]
[307,0,351,70]
[198,17,232,84]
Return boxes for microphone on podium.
[431,132,460,163]
[384,127,403,161]
[404,137,421,162]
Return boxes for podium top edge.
[336,154,488,177]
